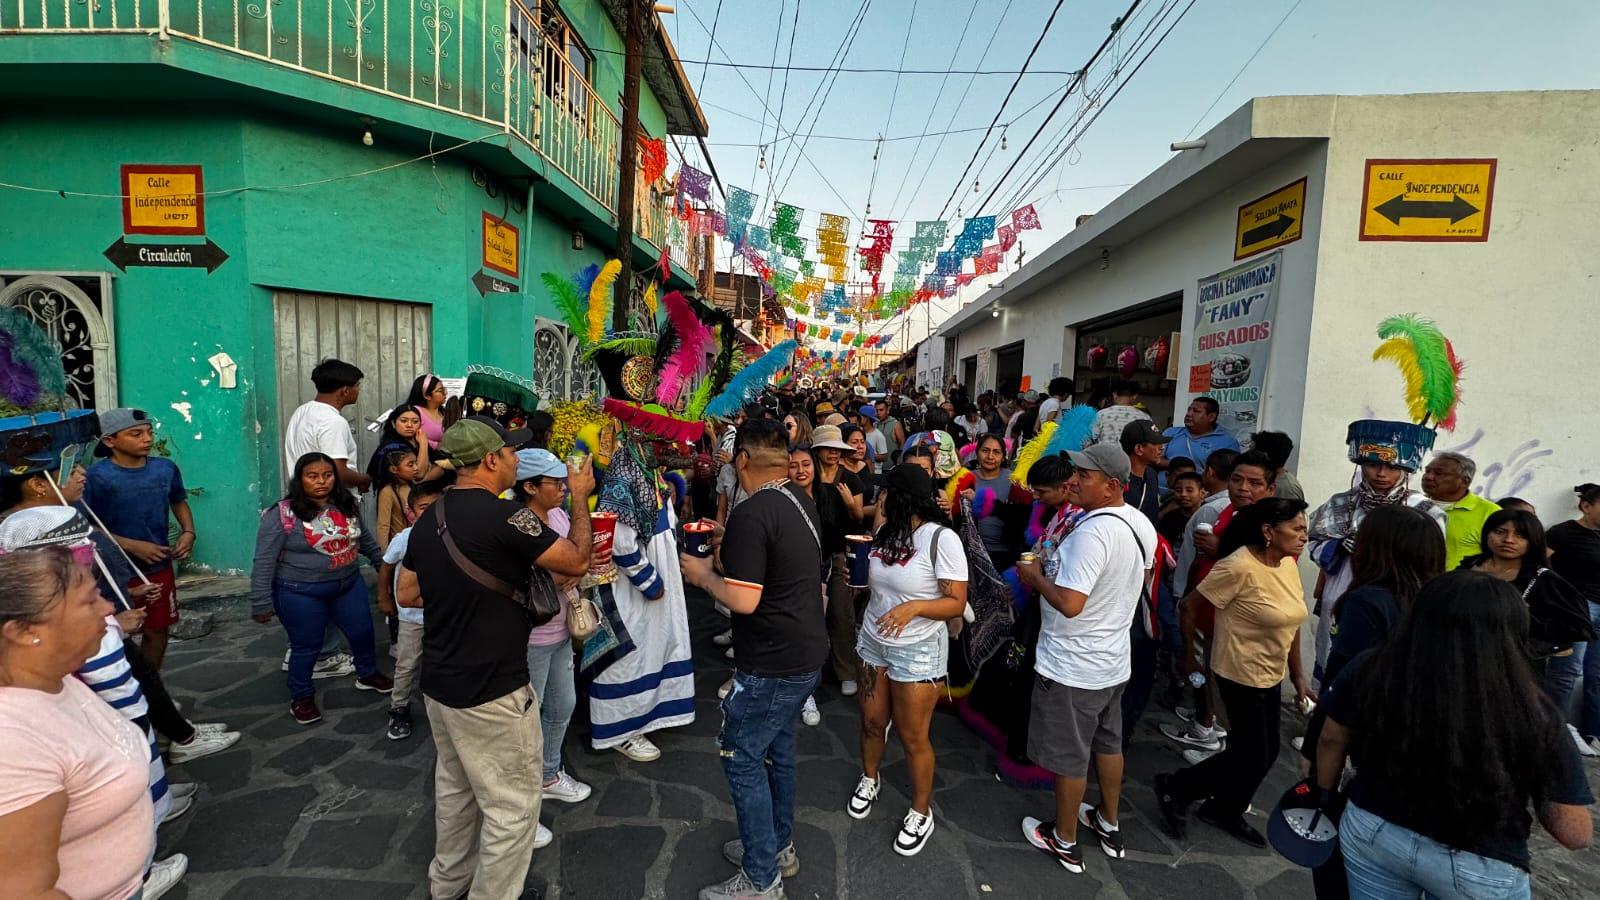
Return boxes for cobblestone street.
[150,580,1596,899]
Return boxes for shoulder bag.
[926,523,978,637]
[434,493,560,627]
[566,584,601,640]
[1524,567,1597,654]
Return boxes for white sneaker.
[280,650,356,678]
[895,808,935,856]
[1569,724,1599,758]
[532,823,553,849]
[1183,746,1223,765]
[841,679,858,697]
[160,791,194,824]
[847,774,880,819]
[615,735,661,762]
[167,730,241,764]
[1160,721,1222,752]
[543,770,592,803]
[168,782,200,801]
[193,722,230,737]
[143,853,188,900]
[713,628,733,647]
[1175,705,1228,739]
[801,695,821,726]
[724,646,735,660]
[717,678,734,700]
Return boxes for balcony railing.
[2,0,633,217]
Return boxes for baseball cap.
[858,404,877,419]
[1066,444,1132,483]
[514,448,567,482]
[94,408,152,457]
[1022,389,1041,403]
[1121,419,1173,448]
[439,416,531,467]
[1268,781,1340,868]
[810,425,854,451]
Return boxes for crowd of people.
[2,360,1597,900]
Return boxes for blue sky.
[664,0,1597,325]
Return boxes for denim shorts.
[856,627,948,683]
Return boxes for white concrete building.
[935,89,1599,518]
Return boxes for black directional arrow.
[103,237,229,273]
[471,270,518,296]
[1374,193,1480,226]
[1241,214,1296,247]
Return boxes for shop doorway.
[1072,295,1183,430]
[961,355,977,394]
[272,291,433,485]
[994,341,1024,396]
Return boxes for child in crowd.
[375,447,421,550]
[1159,471,1207,549]
[377,479,446,741]
[83,408,195,671]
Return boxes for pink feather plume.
[656,291,715,406]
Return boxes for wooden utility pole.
[613,0,646,332]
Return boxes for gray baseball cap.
[1066,444,1132,483]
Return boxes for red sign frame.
[121,164,206,236]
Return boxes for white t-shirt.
[864,523,968,645]
[383,527,424,625]
[864,428,889,471]
[1035,503,1156,690]
[283,400,359,476]
[1037,397,1063,430]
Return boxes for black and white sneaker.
[1077,802,1125,859]
[1021,817,1084,873]
[386,706,412,741]
[894,809,934,856]
[847,774,880,819]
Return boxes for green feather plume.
[584,336,658,359]
[540,272,588,343]
[1373,314,1460,429]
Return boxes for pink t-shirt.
[528,506,574,647]
[418,408,445,449]
[0,676,153,900]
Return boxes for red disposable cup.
[590,512,619,571]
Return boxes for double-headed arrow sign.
[104,237,229,274]
[1373,193,1480,226]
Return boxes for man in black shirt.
[399,416,593,900]
[1120,419,1170,524]
[681,418,827,900]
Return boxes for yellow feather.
[643,282,659,320]
[587,259,621,344]
[1373,338,1428,423]
[1010,421,1057,486]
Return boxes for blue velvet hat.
[1,410,101,479]
[1345,419,1435,472]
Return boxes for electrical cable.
[865,0,919,218]
[769,0,875,205]
[696,0,724,95]
[591,49,1083,76]
[883,0,983,219]
[932,0,1072,222]
[1182,0,1305,139]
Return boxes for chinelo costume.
[1307,315,1454,688]
[539,262,795,757]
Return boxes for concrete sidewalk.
[150,583,1595,899]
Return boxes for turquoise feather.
[705,340,796,418]
[1043,404,1098,456]
[0,307,66,399]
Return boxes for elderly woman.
[0,546,155,900]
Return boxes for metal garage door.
[273,291,432,486]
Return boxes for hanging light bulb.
[1001,129,1008,151]
[758,145,767,169]
[865,202,872,216]
[973,178,980,194]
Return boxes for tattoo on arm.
[938,579,955,600]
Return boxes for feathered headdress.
[1043,405,1098,457]
[0,308,69,416]
[587,259,621,346]
[1372,314,1463,430]
[540,271,589,344]
[705,340,797,419]
[654,291,715,407]
[1011,421,1057,486]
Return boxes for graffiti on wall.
[1434,428,1554,502]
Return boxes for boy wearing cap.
[1014,444,1156,875]
[84,408,195,670]
[1120,419,1171,524]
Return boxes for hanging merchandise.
[1086,343,1109,371]
[1144,335,1171,376]
[1117,346,1140,379]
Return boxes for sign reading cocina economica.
[1190,251,1281,443]
[482,213,520,279]
[121,165,204,236]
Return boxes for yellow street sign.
[481,213,520,279]
[1360,159,1496,242]
[1235,177,1305,259]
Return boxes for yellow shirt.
[1441,493,1500,571]
[1199,548,1308,688]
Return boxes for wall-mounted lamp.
[571,226,585,251]
[360,116,376,147]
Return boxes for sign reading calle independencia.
[482,213,521,279]
[121,164,205,236]
[1234,177,1305,260]
[1359,158,1496,242]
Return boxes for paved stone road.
[152,578,1597,899]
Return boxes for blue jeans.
[274,574,377,700]
[718,668,821,890]
[527,641,577,781]
[1341,801,1530,899]
[1543,601,1600,736]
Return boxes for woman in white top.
[848,463,968,859]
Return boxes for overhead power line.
[591,48,1083,76]
[1183,0,1306,139]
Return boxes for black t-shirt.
[1547,520,1600,604]
[1156,506,1191,548]
[1322,653,1594,870]
[1123,468,1161,523]
[720,484,829,677]
[815,468,865,553]
[404,488,559,708]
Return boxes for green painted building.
[0,0,708,572]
